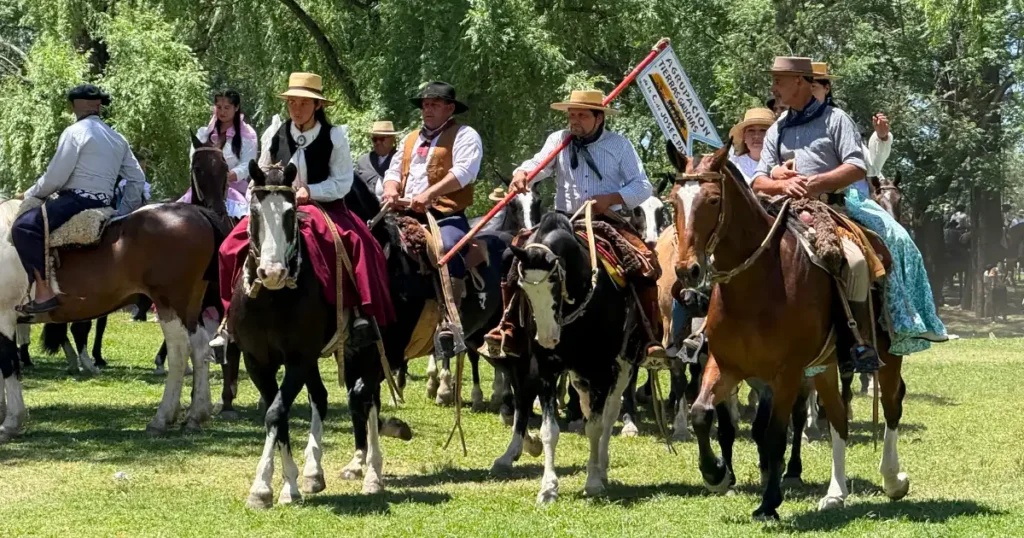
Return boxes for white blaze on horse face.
[518,192,535,230]
[676,181,701,229]
[639,196,665,244]
[256,192,293,290]
[521,269,560,348]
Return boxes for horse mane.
[535,211,572,239]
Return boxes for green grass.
[2,312,1023,537]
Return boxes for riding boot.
[436,277,466,359]
[841,300,880,375]
[636,282,667,360]
[480,279,521,359]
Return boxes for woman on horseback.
[215,73,395,344]
[178,88,256,219]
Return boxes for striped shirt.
[515,129,652,212]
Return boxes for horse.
[0,141,230,442]
[673,146,910,520]
[870,174,903,224]
[504,210,647,504]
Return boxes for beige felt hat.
[369,121,400,136]
[729,108,776,155]
[278,72,333,105]
[551,90,617,115]
[767,56,815,77]
[812,62,840,81]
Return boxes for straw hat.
[550,90,617,115]
[278,72,333,105]
[767,56,814,77]
[369,121,400,136]
[729,108,776,155]
[488,187,507,202]
[811,62,840,81]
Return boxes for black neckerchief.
[570,123,605,181]
[420,117,455,142]
[776,97,827,158]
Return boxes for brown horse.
[870,174,902,224]
[672,147,910,520]
[0,139,230,441]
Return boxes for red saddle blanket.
[218,200,395,325]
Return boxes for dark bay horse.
[0,145,230,441]
[673,147,909,520]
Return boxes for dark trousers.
[414,210,470,279]
[12,193,108,281]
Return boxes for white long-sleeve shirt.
[258,117,354,201]
[516,129,652,212]
[865,132,893,178]
[381,125,483,198]
[26,115,146,214]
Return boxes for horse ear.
[191,133,203,149]
[870,176,881,190]
[509,244,528,262]
[656,175,671,195]
[249,160,265,186]
[284,163,298,184]
[666,140,687,173]
[708,142,731,172]
[894,172,902,187]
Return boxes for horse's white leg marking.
[246,425,277,509]
[818,426,849,511]
[148,317,189,434]
[492,410,524,472]
[520,272,559,348]
[583,411,604,496]
[436,364,453,406]
[672,394,692,441]
[0,375,26,441]
[471,379,485,412]
[620,412,639,438]
[597,358,632,486]
[489,369,505,409]
[62,341,79,374]
[341,449,366,480]
[277,437,301,505]
[880,426,910,499]
[426,354,439,400]
[363,404,384,494]
[185,325,212,430]
[536,403,560,505]
[804,387,820,441]
[301,399,326,494]
[78,347,99,375]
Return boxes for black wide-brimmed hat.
[67,84,111,105]
[409,81,469,114]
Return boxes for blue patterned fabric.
[843,188,947,355]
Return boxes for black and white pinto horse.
[504,211,646,503]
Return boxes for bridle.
[245,171,302,292]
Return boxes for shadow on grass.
[389,463,585,488]
[305,489,452,516]
[904,392,958,406]
[593,481,715,507]
[778,498,1003,532]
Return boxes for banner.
[637,45,722,157]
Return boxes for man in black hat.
[10,84,146,314]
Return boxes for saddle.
[48,208,117,249]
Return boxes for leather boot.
[480,280,520,359]
[436,277,466,358]
[636,282,667,359]
[841,300,879,374]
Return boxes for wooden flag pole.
[438,38,671,267]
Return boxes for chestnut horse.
[673,147,910,520]
[0,143,230,441]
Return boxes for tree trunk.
[277,0,362,108]
[914,212,945,307]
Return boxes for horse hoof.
[362,477,383,495]
[883,472,910,500]
[66,367,80,376]
[218,409,241,421]
[381,418,413,441]
[500,412,514,427]
[536,486,558,505]
[490,460,513,475]
[435,373,454,406]
[145,422,168,437]
[817,495,845,511]
[153,366,166,376]
[524,433,542,458]
[278,487,301,505]
[341,466,364,481]
[301,474,326,495]
[782,476,804,489]
[752,507,780,522]
[0,426,19,444]
[471,386,485,412]
[703,470,732,495]
[620,421,639,438]
[246,490,274,510]
[567,419,585,434]
[583,481,606,497]
[183,419,203,434]
[426,375,439,400]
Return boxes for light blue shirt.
[516,129,653,212]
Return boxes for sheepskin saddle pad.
[49,207,116,248]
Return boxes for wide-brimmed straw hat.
[488,187,507,202]
[550,90,617,115]
[811,62,840,81]
[369,121,400,136]
[410,82,469,114]
[278,72,333,105]
[767,56,815,77]
[729,108,776,154]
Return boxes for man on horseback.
[480,89,663,359]
[355,121,399,197]
[11,84,146,314]
[754,56,946,356]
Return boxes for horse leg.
[148,317,191,434]
[535,373,560,505]
[218,342,241,420]
[364,374,385,494]
[301,366,328,495]
[70,321,99,375]
[877,353,910,500]
[566,379,585,433]
[396,362,407,393]
[184,324,213,431]
[814,364,851,511]
[783,382,809,487]
[0,333,26,443]
[243,353,280,509]
[153,341,168,375]
[670,361,692,442]
[751,377,800,521]
[342,350,368,481]
[492,367,535,473]
[92,316,108,368]
[585,358,633,496]
[620,367,641,438]
[15,324,32,369]
[436,353,454,406]
[803,386,821,441]
[273,362,307,506]
[715,397,738,491]
[425,354,439,400]
[840,372,854,421]
[469,349,485,412]
[690,355,739,495]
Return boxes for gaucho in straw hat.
[728,107,776,183]
[481,89,664,360]
[213,71,397,350]
[355,120,401,194]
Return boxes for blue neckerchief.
[776,97,827,158]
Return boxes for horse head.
[631,194,670,246]
[503,183,542,233]
[190,134,229,217]
[247,161,300,291]
[871,173,903,222]
[509,212,589,349]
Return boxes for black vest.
[269,120,335,184]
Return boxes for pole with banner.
[438,38,672,267]
[636,44,722,156]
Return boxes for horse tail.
[40,323,68,355]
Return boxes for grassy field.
[1,312,1023,537]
